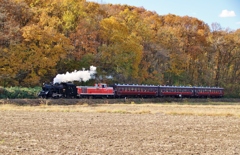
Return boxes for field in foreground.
[1,104,240,154]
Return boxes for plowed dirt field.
[0,104,240,154]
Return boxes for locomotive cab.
[60,83,77,98]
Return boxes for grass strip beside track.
[0,103,240,117]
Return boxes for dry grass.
[1,103,240,117]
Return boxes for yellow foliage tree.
[99,15,142,82]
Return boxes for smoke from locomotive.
[53,66,97,84]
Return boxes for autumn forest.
[0,0,240,97]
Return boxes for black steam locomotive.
[38,83,77,98]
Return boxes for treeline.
[0,0,240,97]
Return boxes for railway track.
[0,98,240,106]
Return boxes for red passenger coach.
[113,84,158,98]
[159,86,194,98]
[194,87,224,98]
[77,83,114,98]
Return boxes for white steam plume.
[53,66,97,84]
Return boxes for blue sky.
[89,0,240,30]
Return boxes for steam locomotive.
[38,82,224,98]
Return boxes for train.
[38,82,224,99]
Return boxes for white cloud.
[237,22,240,25]
[219,10,236,17]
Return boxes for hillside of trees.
[0,0,240,97]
